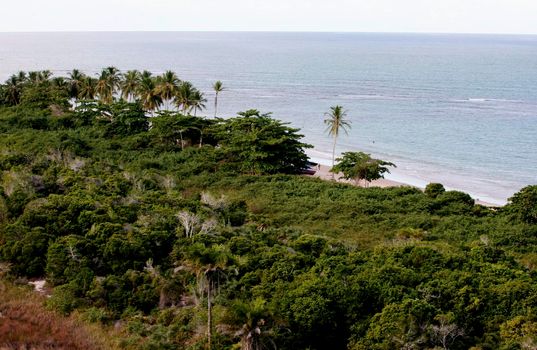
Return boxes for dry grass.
[0,281,117,350]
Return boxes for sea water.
[1,32,536,204]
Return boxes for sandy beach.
[312,164,498,207]
[313,164,406,188]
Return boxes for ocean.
[1,32,536,204]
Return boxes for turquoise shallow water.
[1,32,536,204]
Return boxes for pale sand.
[311,164,498,207]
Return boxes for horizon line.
[1,30,537,36]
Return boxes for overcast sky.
[1,0,537,34]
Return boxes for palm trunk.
[331,135,337,180]
[207,282,212,350]
[179,131,184,150]
[214,93,218,118]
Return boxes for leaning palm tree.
[155,70,180,110]
[174,81,196,114]
[324,105,351,179]
[213,80,225,117]
[191,89,207,116]
[137,75,162,113]
[121,70,141,102]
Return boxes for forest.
[1,69,537,350]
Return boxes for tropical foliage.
[0,69,537,350]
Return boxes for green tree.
[214,110,312,174]
[331,151,395,187]
[425,183,446,198]
[324,105,351,178]
[506,185,537,224]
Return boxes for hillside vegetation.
[1,70,537,350]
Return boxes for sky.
[1,0,537,34]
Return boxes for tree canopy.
[331,151,395,186]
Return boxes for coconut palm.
[175,81,196,114]
[28,70,52,84]
[79,76,98,100]
[179,243,232,350]
[51,77,68,90]
[137,74,162,113]
[67,69,86,100]
[191,90,207,116]
[121,70,141,102]
[3,75,23,105]
[228,298,275,350]
[96,66,121,104]
[213,80,225,117]
[324,105,351,178]
[155,70,180,110]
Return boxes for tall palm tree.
[181,243,232,350]
[324,105,351,178]
[121,70,141,102]
[155,70,180,110]
[137,74,162,113]
[96,66,121,104]
[213,80,225,118]
[79,76,98,100]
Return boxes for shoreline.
[312,164,499,207]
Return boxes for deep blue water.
[1,32,536,204]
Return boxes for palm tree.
[180,243,232,350]
[51,77,68,90]
[213,80,225,118]
[79,76,98,100]
[324,105,351,179]
[28,70,52,84]
[96,66,121,104]
[137,74,162,113]
[67,69,86,101]
[3,75,23,105]
[175,81,196,114]
[191,89,207,116]
[121,70,141,102]
[225,298,275,350]
[155,70,180,110]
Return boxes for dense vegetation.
[1,69,537,350]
